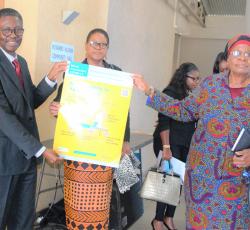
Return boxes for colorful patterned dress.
[147,73,250,229]
[64,161,113,229]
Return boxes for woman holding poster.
[50,28,130,230]
[133,34,250,229]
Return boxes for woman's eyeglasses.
[186,75,200,82]
[89,41,108,49]
[230,50,250,59]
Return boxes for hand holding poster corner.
[53,62,133,168]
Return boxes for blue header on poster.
[68,62,89,77]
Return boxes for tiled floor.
[128,194,186,230]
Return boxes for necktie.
[12,59,24,89]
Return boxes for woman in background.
[152,63,199,230]
[213,51,228,74]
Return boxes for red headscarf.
[224,34,250,59]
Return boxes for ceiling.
[201,0,247,16]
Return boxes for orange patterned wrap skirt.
[64,160,113,230]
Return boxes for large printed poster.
[53,62,133,167]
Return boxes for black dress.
[153,85,196,220]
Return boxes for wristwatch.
[163,145,170,149]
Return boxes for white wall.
[189,15,246,39]
[179,37,227,77]
[107,0,176,135]
[106,0,187,173]
[178,13,248,78]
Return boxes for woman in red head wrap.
[133,34,250,229]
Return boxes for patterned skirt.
[184,168,250,229]
[64,160,113,230]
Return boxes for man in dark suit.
[0,8,67,230]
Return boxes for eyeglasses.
[230,50,250,59]
[0,27,24,37]
[89,41,108,49]
[186,75,200,82]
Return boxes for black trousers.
[0,164,37,230]
[154,144,189,221]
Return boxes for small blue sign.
[50,41,74,62]
[68,62,89,77]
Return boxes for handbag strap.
[159,160,173,174]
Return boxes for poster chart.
[53,62,133,167]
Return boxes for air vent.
[202,0,246,16]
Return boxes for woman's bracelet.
[163,144,170,149]
[145,86,154,96]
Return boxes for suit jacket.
[0,49,56,175]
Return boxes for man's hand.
[233,148,250,168]
[47,61,68,81]
[43,149,63,165]
[49,101,60,117]
[121,141,131,157]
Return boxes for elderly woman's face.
[227,44,250,76]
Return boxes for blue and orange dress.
[146,73,250,229]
